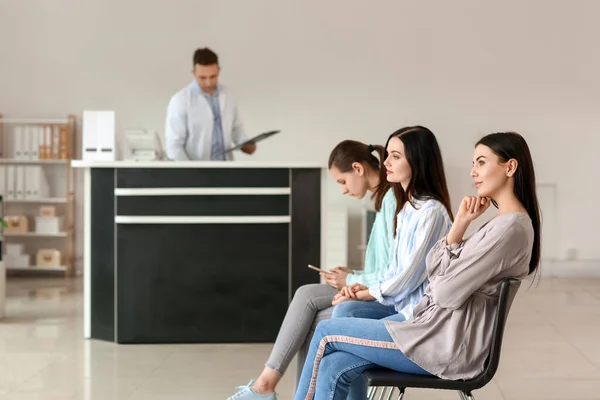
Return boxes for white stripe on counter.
[115,216,291,224]
[114,187,291,196]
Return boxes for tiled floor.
[0,276,599,399]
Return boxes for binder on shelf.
[31,127,40,159]
[59,125,69,159]
[38,127,45,159]
[15,166,25,199]
[25,166,49,199]
[52,126,60,159]
[25,166,33,198]
[6,166,15,199]
[14,126,24,160]
[43,126,52,159]
[0,166,5,196]
[23,126,31,159]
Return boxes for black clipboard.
[223,130,281,153]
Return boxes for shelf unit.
[0,114,77,276]
[4,198,67,204]
[4,232,69,238]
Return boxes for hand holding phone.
[308,264,328,273]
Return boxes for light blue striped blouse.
[369,198,452,320]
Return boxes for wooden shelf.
[4,232,68,238]
[0,159,68,165]
[5,197,67,204]
[6,265,67,272]
[0,118,69,125]
[0,113,77,277]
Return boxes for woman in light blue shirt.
[295,126,454,400]
[227,140,398,400]
[332,126,454,322]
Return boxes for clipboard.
[223,130,281,153]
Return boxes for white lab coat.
[165,82,248,161]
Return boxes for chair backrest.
[471,278,521,386]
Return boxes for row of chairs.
[364,278,520,400]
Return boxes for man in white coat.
[165,48,257,161]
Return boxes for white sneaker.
[226,380,278,400]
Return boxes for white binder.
[44,126,52,159]
[6,166,15,199]
[16,166,25,199]
[31,127,40,159]
[23,126,31,159]
[14,127,24,159]
[38,127,45,159]
[25,166,34,199]
[0,166,5,196]
[25,166,48,199]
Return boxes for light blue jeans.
[332,300,405,322]
[293,318,431,400]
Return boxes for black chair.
[364,278,521,400]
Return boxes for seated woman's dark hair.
[385,126,454,233]
[476,132,541,275]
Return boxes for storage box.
[6,243,25,257]
[36,249,61,267]
[82,111,115,161]
[5,254,29,269]
[4,215,29,234]
[35,216,63,234]
[39,205,56,217]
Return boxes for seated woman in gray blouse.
[294,132,541,400]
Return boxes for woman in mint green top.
[227,140,397,400]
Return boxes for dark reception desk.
[73,160,324,344]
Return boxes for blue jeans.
[332,300,406,322]
[331,302,406,400]
[294,318,432,400]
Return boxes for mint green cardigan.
[346,188,396,287]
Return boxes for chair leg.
[457,391,475,400]
[397,387,405,400]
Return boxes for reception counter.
[73,160,325,344]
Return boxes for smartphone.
[308,264,327,273]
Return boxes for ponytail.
[369,144,391,211]
[328,140,391,212]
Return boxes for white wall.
[1,0,598,272]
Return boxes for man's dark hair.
[193,48,219,66]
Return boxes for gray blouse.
[386,212,534,380]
